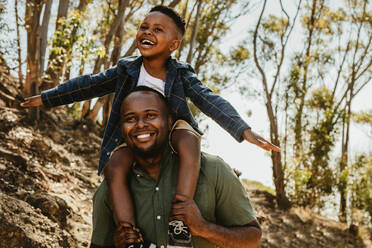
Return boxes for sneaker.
[168,220,193,247]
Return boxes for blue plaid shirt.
[41,56,250,174]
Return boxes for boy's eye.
[146,113,157,119]
[140,25,147,30]
[154,28,162,32]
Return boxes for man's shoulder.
[200,152,235,182]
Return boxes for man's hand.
[169,194,207,237]
[20,95,43,107]
[113,222,143,248]
[242,129,281,152]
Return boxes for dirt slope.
[0,67,370,247]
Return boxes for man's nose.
[136,117,147,128]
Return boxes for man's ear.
[169,40,181,53]
[167,115,173,131]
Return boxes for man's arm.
[170,194,261,248]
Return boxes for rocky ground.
[0,67,371,247]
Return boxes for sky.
[201,0,372,188]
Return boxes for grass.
[241,178,276,196]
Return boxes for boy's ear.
[169,40,181,53]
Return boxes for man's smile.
[133,131,156,142]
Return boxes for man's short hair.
[149,5,186,37]
[125,86,165,101]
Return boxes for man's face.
[120,91,172,157]
[136,11,180,59]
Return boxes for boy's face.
[136,11,181,59]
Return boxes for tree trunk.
[93,0,129,74]
[15,0,24,86]
[24,0,44,96]
[25,0,45,120]
[39,0,52,75]
[186,0,202,64]
[44,0,70,88]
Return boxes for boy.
[22,5,279,247]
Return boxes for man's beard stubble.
[132,137,168,159]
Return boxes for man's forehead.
[121,91,166,113]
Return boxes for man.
[91,87,262,248]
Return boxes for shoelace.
[169,220,189,235]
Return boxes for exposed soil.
[0,67,371,247]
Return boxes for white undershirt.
[137,63,165,96]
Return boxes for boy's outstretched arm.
[20,95,43,107]
[242,128,281,152]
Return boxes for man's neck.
[134,153,163,180]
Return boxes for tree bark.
[39,0,52,75]
[25,0,44,96]
[186,0,202,64]
[93,0,129,74]
[253,0,290,209]
[15,0,24,86]
[44,0,70,88]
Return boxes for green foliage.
[307,87,334,110]
[353,110,372,125]
[350,154,372,223]
[262,14,289,35]
[67,102,82,120]
[229,45,250,64]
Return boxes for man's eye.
[140,25,147,30]
[124,116,136,122]
[147,113,156,119]
[154,28,162,32]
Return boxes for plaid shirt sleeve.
[182,70,250,142]
[41,66,119,108]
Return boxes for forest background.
[0,0,371,228]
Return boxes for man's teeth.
[137,134,151,139]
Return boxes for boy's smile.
[136,11,180,60]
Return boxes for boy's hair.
[149,5,186,37]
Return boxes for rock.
[25,192,71,229]
[349,224,359,237]
[0,193,76,247]
[50,131,62,143]
[31,139,49,153]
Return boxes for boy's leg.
[104,145,136,226]
[169,120,201,247]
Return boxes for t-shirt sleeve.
[212,156,257,226]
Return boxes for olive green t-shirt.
[91,147,257,247]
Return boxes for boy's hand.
[114,222,143,248]
[243,129,281,152]
[20,95,43,107]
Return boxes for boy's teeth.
[137,134,151,139]
[142,39,154,45]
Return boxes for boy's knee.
[103,146,134,178]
